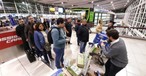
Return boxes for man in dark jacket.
[24,16,39,57]
[75,19,81,46]
[43,19,50,30]
[65,18,72,44]
[25,16,36,49]
[16,19,30,52]
[78,19,89,53]
[106,21,115,32]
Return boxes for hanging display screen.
[58,8,63,13]
[49,7,55,12]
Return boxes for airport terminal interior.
[0,0,146,76]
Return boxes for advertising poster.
[89,11,94,22]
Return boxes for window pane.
[3,2,16,13]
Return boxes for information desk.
[0,27,23,50]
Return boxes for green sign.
[89,11,94,22]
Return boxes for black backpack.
[47,27,60,44]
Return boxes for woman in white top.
[96,19,103,33]
[34,23,54,64]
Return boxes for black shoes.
[68,42,72,44]
[50,58,54,61]
[61,63,64,68]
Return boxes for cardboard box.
[67,64,82,76]
[77,53,84,68]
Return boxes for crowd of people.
[16,15,128,76]
[15,16,88,67]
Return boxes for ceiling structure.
[35,0,135,10]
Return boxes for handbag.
[44,43,51,51]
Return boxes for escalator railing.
[113,26,146,40]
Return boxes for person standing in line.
[75,19,81,46]
[25,16,36,49]
[34,23,54,65]
[43,19,50,30]
[24,16,40,57]
[95,29,128,76]
[78,19,89,53]
[51,18,56,27]
[16,19,30,52]
[51,18,66,69]
[106,21,115,32]
[64,18,73,44]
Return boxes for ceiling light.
[22,2,25,4]
[91,1,94,4]
[111,1,113,4]
[61,2,64,4]
[97,5,99,6]
[72,5,74,7]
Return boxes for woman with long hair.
[34,23,54,65]
[96,19,103,33]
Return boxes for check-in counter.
[0,27,23,50]
[0,27,23,64]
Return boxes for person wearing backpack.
[34,23,54,65]
[51,18,66,69]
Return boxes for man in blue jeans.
[78,19,89,53]
[51,18,66,69]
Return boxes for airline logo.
[0,31,23,50]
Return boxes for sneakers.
[94,71,104,76]
[68,42,72,44]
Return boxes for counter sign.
[0,31,23,50]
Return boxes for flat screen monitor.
[58,8,63,13]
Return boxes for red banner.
[0,31,23,50]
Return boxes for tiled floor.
[0,54,53,76]
[0,29,146,76]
